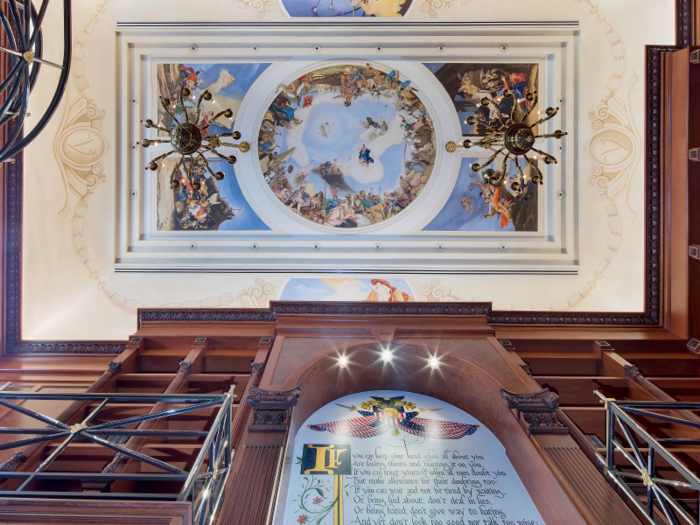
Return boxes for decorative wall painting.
[156,158,270,231]
[282,0,413,17]
[259,64,436,229]
[424,158,538,232]
[279,278,415,302]
[156,63,270,136]
[281,391,544,525]
[424,63,539,135]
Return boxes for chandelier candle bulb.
[381,350,393,362]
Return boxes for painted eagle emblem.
[308,396,478,439]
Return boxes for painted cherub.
[461,196,473,215]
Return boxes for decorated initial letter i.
[301,444,351,525]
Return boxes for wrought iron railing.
[594,390,700,525]
[0,382,234,525]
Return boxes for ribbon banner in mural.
[280,391,543,525]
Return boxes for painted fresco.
[156,157,270,231]
[424,157,538,232]
[279,278,415,302]
[424,63,539,135]
[281,391,544,525]
[156,63,270,136]
[259,64,436,229]
[282,0,413,17]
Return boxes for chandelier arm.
[149,149,175,167]
[27,0,48,50]
[530,147,555,163]
[7,0,23,49]
[522,93,539,123]
[0,59,24,99]
[23,0,31,50]
[197,153,220,180]
[210,148,234,164]
[0,62,26,122]
[195,93,207,123]
[206,109,231,126]
[481,147,505,170]
[187,154,197,183]
[0,13,19,57]
[178,89,190,124]
[529,108,558,130]
[500,153,511,179]
[482,98,508,126]
[219,142,246,150]
[169,156,184,185]
[535,131,568,140]
[515,157,526,180]
[506,91,518,123]
[0,68,29,160]
[26,2,43,92]
[0,0,71,162]
[149,123,170,134]
[159,96,180,126]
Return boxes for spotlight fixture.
[381,349,393,363]
[429,357,439,369]
[445,91,566,190]
[338,355,348,368]
[139,87,249,190]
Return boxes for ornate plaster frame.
[1,0,693,354]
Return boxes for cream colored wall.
[22,0,675,340]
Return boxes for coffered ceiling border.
[2,0,692,354]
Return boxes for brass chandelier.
[446,91,566,191]
[139,87,249,190]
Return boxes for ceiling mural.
[424,62,539,135]
[258,63,435,229]
[278,277,416,302]
[156,158,270,231]
[281,0,414,17]
[20,0,673,340]
[156,62,270,137]
[424,158,539,232]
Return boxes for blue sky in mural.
[282,0,413,17]
[178,63,270,134]
[424,158,518,232]
[213,161,270,231]
[276,96,405,196]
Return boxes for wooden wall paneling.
[687,45,700,342]
[0,498,191,524]
[665,47,691,338]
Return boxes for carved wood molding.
[247,386,300,432]
[500,388,568,436]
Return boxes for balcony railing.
[0,382,234,525]
[595,390,700,525]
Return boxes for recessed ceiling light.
[338,355,348,367]
[381,350,393,362]
[429,357,439,369]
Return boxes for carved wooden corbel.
[247,387,300,433]
[500,388,568,436]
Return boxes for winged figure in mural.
[312,159,355,194]
[308,395,479,439]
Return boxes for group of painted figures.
[258,64,436,228]
[167,159,235,231]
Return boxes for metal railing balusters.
[595,391,700,525]
[0,387,234,525]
